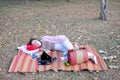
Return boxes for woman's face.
[32,40,41,47]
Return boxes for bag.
[68,49,89,66]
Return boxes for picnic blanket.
[8,45,108,72]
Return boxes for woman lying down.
[26,35,97,65]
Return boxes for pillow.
[26,43,39,51]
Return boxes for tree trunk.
[99,0,108,20]
[25,0,29,6]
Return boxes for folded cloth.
[38,59,51,65]
[38,57,57,65]
[17,45,39,55]
[31,53,39,60]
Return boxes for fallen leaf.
[1,55,5,59]
[53,69,58,73]
[109,65,119,69]
[32,72,35,74]
[98,50,105,54]
[110,47,114,50]
[111,60,120,64]
[95,70,99,73]
[116,45,120,48]
[93,77,98,80]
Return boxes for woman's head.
[28,38,42,47]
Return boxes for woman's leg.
[55,43,68,59]
[62,39,74,50]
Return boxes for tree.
[99,0,108,20]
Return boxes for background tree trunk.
[99,0,108,20]
[25,0,29,6]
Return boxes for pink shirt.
[41,35,67,43]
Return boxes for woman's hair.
[28,38,42,47]
[28,38,37,45]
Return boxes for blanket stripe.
[8,45,108,72]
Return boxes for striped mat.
[8,45,108,72]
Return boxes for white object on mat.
[17,45,39,55]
